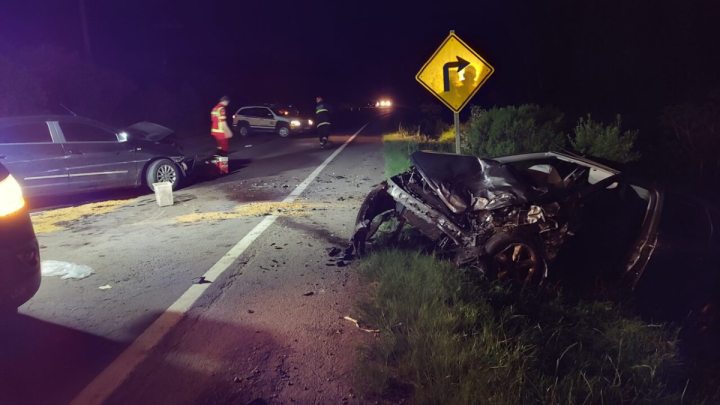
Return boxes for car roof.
[494,151,620,174]
[0,115,112,127]
[236,106,272,110]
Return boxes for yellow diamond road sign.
[416,32,495,113]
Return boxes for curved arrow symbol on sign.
[443,56,470,92]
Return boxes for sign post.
[416,31,495,154]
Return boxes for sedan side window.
[0,122,52,144]
[61,122,118,142]
[261,108,274,118]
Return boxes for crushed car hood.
[411,151,533,210]
[123,121,174,142]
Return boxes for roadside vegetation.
[382,103,642,179]
[355,251,718,404]
[364,106,720,403]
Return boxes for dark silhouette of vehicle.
[0,116,195,197]
[0,162,40,312]
[353,150,719,331]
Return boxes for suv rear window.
[237,108,253,117]
[61,122,118,142]
[0,122,52,144]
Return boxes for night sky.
[2,0,720,122]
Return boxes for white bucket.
[153,182,174,207]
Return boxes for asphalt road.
[1,110,393,404]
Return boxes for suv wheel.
[146,159,181,191]
[238,123,250,137]
[277,125,290,137]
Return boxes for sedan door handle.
[65,149,83,156]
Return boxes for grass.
[382,127,455,178]
[354,251,719,404]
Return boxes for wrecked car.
[0,115,195,197]
[353,151,719,326]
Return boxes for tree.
[464,104,566,157]
[663,95,720,178]
[570,114,640,163]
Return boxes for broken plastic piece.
[343,316,380,333]
[41,260,94,280]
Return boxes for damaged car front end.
[353,150,720,331]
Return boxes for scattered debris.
[41,260,94,280]
[343,315,380,333]
[327,247,342,257]
[248,309,255,314]
[245,144,253,148]
[98,284,112,290]
[336,260,347,267]
[303,291,315,296]
[233,377,242,383]
[192,276,211,284]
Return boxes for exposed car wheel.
[277,125,290,137]
[484,233,545,287]
[238,123,250,137]
[353,185,398,256]
[145,159,181,191]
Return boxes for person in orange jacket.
[210,96,232,156]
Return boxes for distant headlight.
[307,119,314,126]
[0,175,26,217]
[290,120,302,127]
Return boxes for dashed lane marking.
[70,123,369,405]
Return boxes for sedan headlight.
[307,119,314,126]
[0,175,26,217]
[290,120,302,127]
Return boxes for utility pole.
[454,111,461,154]
[79,0,93,63]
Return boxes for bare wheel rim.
[156,164,177,184]
[240,126,249,136]
[279,127,289,137]
[494,242,540,285]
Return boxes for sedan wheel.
[146,158,181,191]
[484,233,545,287]
[239,125,250,137]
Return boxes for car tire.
[483,232,546,287]
[238,123,250,137]
[277,124,290,138]
[352,185,397,256]
[145,159,181,191]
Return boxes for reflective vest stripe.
[316,108,329,113]
[317,122,331,127]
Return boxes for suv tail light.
[0,174,26,216]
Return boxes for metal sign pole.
[454,112,461,154]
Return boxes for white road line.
[70,123,369,405]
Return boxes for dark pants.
[318,124,331,144]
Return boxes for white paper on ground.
[41,260,95,280]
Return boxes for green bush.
[570,114,640,163]
[464,104,567,158]
[355,252,710,404]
